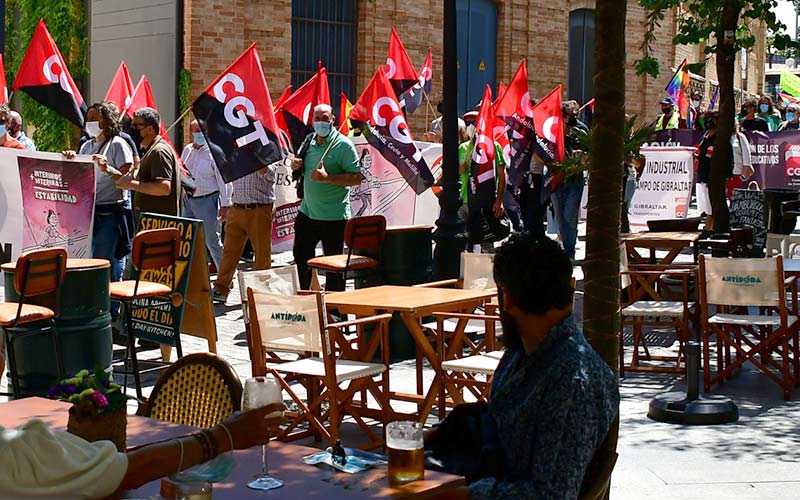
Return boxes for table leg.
[399,313,442,423]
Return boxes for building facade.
[88,0,767,142]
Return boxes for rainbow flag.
[665,59,690,122]
[779,92,799,106]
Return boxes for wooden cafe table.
[0,397,465,499]
[622,231,703,265]
[325,285,495,423]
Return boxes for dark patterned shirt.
[469,314,619,500]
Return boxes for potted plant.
[48,368,129,452]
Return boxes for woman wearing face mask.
[62,102,134,324]
[757,96,781,131]
[779,104,800,131]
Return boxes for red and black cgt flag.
[469,85,498,212]
[104,61,135,112]
[533,85,565,164]
[350,67,434,194]
[493,60,539,188]
[276,63,329,153]
[493,83,512,168]
[532,85,566,191]
[0,54,8,104]
[385,27,418,98]
[399,48,432,115]
[192,43,286,183]
[13,19,87,127]
[273,84,293,110]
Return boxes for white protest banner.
[0,149,95,264]
[271,138,442,252]
[271,160,300,253]
[629,147,694,229]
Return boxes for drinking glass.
[176,481,212,500]
[242,376,284,490]
[386,421,425,485]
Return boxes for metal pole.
[432,0,467,280]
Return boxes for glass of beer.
[176,481,212,500]
[386,420,425,485]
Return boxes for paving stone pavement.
[2,215,799,499]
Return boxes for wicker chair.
[138,353,243,429]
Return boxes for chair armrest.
[431,312,501,322]
[628,263,697,272]
[621,269,695,277]
[135,398,150,417]
[413,279,459,288]
[327,313,393,331]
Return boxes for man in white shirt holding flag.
[181,119,231,271]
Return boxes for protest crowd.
[0,18,794,500]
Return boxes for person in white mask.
[62,101,134,324]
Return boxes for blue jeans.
[93,211,125,320]
[550,177,583,259]
[183,192,224,269]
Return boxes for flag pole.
[423,90,440,119]
[138,105,193,153]
[160,105,193,137]
[425,93,430,133]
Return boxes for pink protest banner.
[16,152,95,259]
[270,137,442,253]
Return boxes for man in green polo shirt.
[290,104,363,291]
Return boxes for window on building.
[291,1,357,113]
[568,9,595,108]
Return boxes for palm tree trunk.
[708,0,740,232]
[583,0,626,496]
[584,0,626,376]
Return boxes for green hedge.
[5,0,87,151]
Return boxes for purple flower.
[89,391,108,409]
[47,385,62,399]
[63,384,78,395]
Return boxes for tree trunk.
[708,0,740,232]
[584,0,626,376]
[583,0,626,497]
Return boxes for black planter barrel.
[357,225,434,361]
[2,258,113,396]
[763,188,800,234]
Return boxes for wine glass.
[242,375,285,490]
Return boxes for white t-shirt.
[80,135,134,205]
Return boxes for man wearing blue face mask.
[290,103,363,291]
[181,120,230,272]
[779,104,800,131]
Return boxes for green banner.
[128,213,202,345]
[780,71,800,97]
